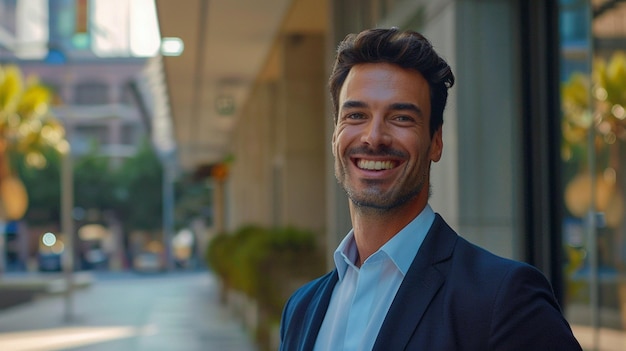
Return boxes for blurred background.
[0,0,625,350]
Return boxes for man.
[279,28,581,350]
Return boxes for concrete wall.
[453,0,522,259]
[279,33,327,236]
[229,81,277,228]
[229,32,327,243]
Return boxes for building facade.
[214,0,626,348]
[2,0,624,347]
[0,0,163,271]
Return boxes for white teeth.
[357,160,395,170]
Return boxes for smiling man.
[279,28,581,351]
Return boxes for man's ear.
[331,131,337,156]
[430,127,443,162]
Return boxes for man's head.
[329,28,454,137]
[330,28,455,214]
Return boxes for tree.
[73,142,119,214]
[14,146,62,226]
[115,138,163,233]
[17,135,170,236]
[0,64,66,221]
[174,174,213,230]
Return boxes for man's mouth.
[356,159,397,170]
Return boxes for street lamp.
[58,140,74,321]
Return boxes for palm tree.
[0,64,66,221]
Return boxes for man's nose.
[361,118,391,147]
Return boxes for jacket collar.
[300,271,339,350]
[373,214,457,351]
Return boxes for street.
[0,271,257,351]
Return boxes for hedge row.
[205,225,326,348]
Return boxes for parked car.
[38,252,62,272]
[133,251,164,273]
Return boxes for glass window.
[119,81,136,105]
[0,0,17,35]
[560,0,626,348]
[74,124,109,146]
[121,123,139,145]
[74,81,108,105]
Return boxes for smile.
[356,159,397,170]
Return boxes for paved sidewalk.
[0,271,258,351]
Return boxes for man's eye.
[394,115,414,122]
[346,113,365,120]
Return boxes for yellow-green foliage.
[0,64,66,168]
[206,224,326,347]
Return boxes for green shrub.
[205,231,233,286]
[205,224,326,349]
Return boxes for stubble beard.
[335,160,430,215]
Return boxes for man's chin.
[348,193,395,212]
[347,188,421,213]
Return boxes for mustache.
[346,145,408,158]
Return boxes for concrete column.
[278,33,327,241]
[230,80,276,229]
[230,33,328,248]
[453,0,521,259]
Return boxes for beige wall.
[229,81,277,228]
[229,32,327,246]
[279,33,327,237]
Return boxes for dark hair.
[329,28,455,137]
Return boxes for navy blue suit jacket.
[279,214,582,350]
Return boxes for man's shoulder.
[445,231,553,295]
[431,214,543,278]
[455,233,534,269]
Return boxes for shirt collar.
[333,204,436,280]
[333,229,358,280]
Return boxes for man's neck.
[349,201,426,266]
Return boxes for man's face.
[332,63,442,212]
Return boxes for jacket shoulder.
[437,223,581,350]
[279,270,337,349]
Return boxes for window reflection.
[560,0,626,347]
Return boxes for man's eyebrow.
[341,100,368,109]
[340,100,423,116]
[389,102,423,116]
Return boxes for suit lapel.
[372,214,457,351]
[301,271,339,350]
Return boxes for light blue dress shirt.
[313,205,435,351]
